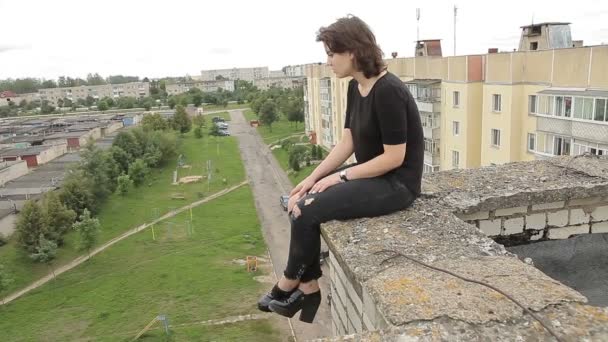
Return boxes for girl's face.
[325,46,355,78]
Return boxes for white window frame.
[451,150,460,169]
[529,95,537,114]
[491,129,501,148]
[527,133,536,152]
[492,94,502,113]
[452,121,460,136]
[453,91,460,108]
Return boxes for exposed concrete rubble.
[319,155,608,341]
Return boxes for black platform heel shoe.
[268,289,321,323]
[257,284,295,312]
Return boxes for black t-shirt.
[344,72,424,195]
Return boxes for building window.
[492,94,502,112]
[528,133,536,152]
[555,96,572,117]
[452,121,460,136]
[529,95,537,114]
[452,151,460,169]
[530,42,539,50]
[491,129,501,147]
[453,91,460,107]
[423,164,439,174]
[594,98,607,122]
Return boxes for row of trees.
[14,128,178,272]
[0,74,144,94]
[283,141,324,171]
[249,86,305,131]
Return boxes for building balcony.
[424,151,440,166]
[415,100,442,113]
[423,126,441,140]
[537,116,608,144]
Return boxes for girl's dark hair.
[316,15,385,78]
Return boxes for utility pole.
[454,5,458,56]
[416,8,421,42]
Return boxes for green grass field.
[0,186,283,341]
[203,103,249,111]
[243,109,305,145]
[0,130,245,297]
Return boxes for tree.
[141,113,168,132]
[113,131,139,161]
[57,98,64,108]
[80,141,111,202]
[194,127,203,139]
[87,73,106,85]
[167,97,176,109]
[85,96,95,107]
[30,234,58,277]
[41,79,57,88]
[97,100,109,111]
[42,192,76,246]
[41,100,55,114]
[59,171,97,217]
[192,114,206,128]
[15,200,46,254]
[220,99,229,108]
[109,146,131,175]
[116,174,133,196]
[73,209,101,259]
[172,105,192,134]
[128,159,148,186]
[0,264,13,300]
[286,99,305,129]
[259,100,278,132]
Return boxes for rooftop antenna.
[453,5,458,56]
[416,8,421,42]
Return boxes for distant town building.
[200,67,269,82]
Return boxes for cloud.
[0,44,29,53]
[208,47,232,55]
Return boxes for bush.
[194,127,203,139]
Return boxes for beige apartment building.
[304,23,608,173]
[253,76,305,91]
[165,80,235,95]
[38,82,150,107]
[200,67,269,82]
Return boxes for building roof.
[0,145,60,157]
[43,131,89,139]
[404,79,442,86]
[538,88,608,97]
[520,22,570,28]
[0,91,18,98]
[0,135,46,144]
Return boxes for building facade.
[200,67,269,82]
[37,82,150,107]
[304,23,608,173]
[165,80,235,95]
[252,76,304,91]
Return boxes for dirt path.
[231,110,331,341]
[0,181,249,306]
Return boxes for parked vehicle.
[212,116,226,123]
[280,195,289,211]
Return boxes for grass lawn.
[0,186,284,341]
[206,111,231,121]
[243,109,305,145]
[0,130,245,298]
[203,103,249,111]
[271,147,318,186]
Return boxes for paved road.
[231,110,332,341]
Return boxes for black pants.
[284,165,417,282]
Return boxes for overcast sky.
[1,0,607,80]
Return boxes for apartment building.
[305,22,608,172]
[284,64,306,77]
[165,80,235,95]
[38,82,150,107]
[252,76,304,91]
[200,67,269,82]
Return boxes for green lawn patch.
[0,130,245,297]
[0,186,282,341]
